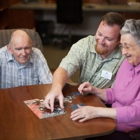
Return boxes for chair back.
[0,29,43,51]
[56,0,83,24]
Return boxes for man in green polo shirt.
[44,12,125,111]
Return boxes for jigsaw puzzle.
[24,99,66,119]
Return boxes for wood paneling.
[9,9,35,29]
[0,0,21,29]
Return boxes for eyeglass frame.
[119,43,140,51]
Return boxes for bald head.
[9,30,32,47]
[7,30,33,64]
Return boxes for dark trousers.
[86,131,131,140]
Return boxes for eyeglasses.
[119,43,140,51]
[119,44,132,51]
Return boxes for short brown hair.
[101,12,125,29]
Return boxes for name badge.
[101,70,112,80]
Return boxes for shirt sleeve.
[37,51,52,84]
[106,85,140,124]
[116,93,140,123]
[106,88,115,104]
[59,39,85,77]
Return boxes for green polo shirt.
[59,35,125,88]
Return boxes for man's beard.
[95,44,108,55]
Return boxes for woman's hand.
[70,105,99,122]
[78,82,107,101]
[78,82,97,95]
[70,105,117,122]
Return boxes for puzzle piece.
[64,92,81,103]
[71,103,86,111]
[64,96,72,103]
[71,92,81,98]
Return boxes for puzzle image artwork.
[24,99,66,119]
[24,92,85,119]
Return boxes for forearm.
[51,67,69,90]
[93,87,107,102]
[96,107,116,119]
[71,106,117,122]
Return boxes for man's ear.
[7,45,13,54]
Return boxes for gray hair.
[120,19,140,43]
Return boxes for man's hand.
[78,82,97,95]
[43,89,64,112]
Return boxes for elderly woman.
[70,19,140,140]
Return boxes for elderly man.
[44,12,125,111]
[0,29,52,88]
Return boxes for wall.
[35,0,140,36]
[35,10,107,36]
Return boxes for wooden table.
[0,83,116,140]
